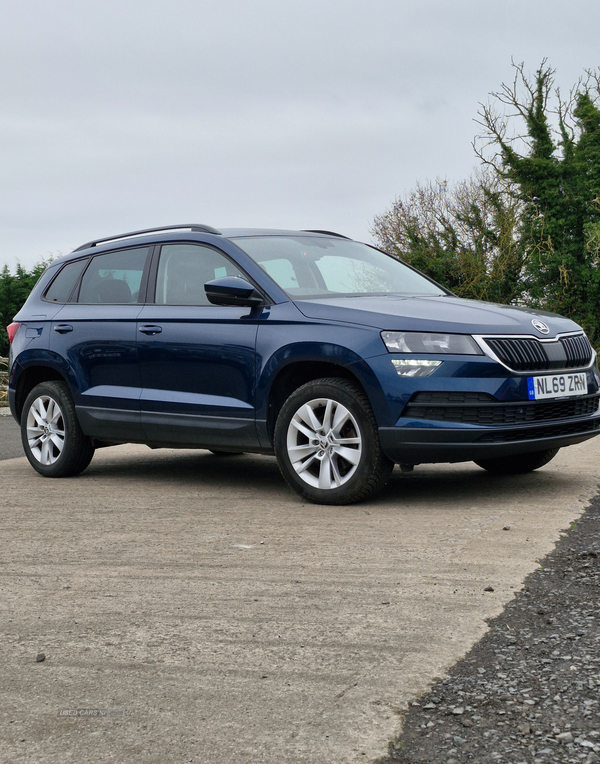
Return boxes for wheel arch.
[265,360,372,443]
[14,365,69,423]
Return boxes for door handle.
[53,324,73,334]
[139,324,163,335]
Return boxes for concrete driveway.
[1,436,599,763]
[0,409,23,460]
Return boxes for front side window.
[155,244,244,305]
[78,247,149,304]
[233,236,446,299]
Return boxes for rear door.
[50,246,150,440]
[137,242,260,447]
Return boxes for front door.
[137,242,260,447]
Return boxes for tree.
[371,168,525,304]
[0,261,49,356]
[372,62,600,346]
[476,61,600,343]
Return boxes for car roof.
[221,228,350,239]
[64,226,352,260]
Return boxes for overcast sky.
[1,0,599,269]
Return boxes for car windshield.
[231,236,446,299]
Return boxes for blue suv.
[7,224,600,504]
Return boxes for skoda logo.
[532,319,550,334]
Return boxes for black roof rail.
[73,223,222,252]
[301,229,351,239]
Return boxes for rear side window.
[155,243,244,305]
[44,259,88,303]
[78,248,149,304]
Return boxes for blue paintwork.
[50,303,144,411]
[8,228,600,462]
[136,303,258,444]
[294,295,579,335]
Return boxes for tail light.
[6,322,20,344]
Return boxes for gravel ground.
[377,494,600,764]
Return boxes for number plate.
[527,372,588,400]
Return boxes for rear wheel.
[21,381,95,477]
[474,448,559,475]
[274,378,393,505]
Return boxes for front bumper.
[379,414,600,463]
[361,353,600,464]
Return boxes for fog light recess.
[391,359,442,378]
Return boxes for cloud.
[1,0,599,266]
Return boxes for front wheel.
[21,381,95,477]
[274,378,394,505]
[474,448,559,475]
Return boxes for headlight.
[381,331,482,355]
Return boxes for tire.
[274,378,394,505]
[474,448,559,475]
[21,381,95,477]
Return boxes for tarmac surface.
[1,415,599,763]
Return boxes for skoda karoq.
[7,224,600,504]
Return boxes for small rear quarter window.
[44,259,88,303]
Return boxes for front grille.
[476,418,600,443]
[485,337,547,371]
[561,334,593,367]
[404,392,600,426]
[483,334,593,372]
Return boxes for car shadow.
[82,447,580,509]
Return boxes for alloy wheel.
[286,397,363,490]
[26,395,65,465]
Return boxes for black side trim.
[140,410,260,449]
[76,406,145,440]
[77,405,264,451]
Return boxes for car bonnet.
[293,294,580,337]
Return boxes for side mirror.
[204,276,264,307]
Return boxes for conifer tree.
[0,261,48,355]
[373,62,600,345]
[476,62,600,342]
